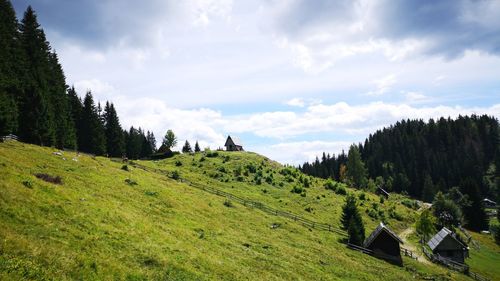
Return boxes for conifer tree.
[346,145,367,189]
[194,141,201,152]
[18,6,56,145]
[182,140,192,153]
[146,131,157,154]
[104,102,124,157]
[0,0,22,135]
[460,179,488,231]
[80,91,105,155]
[341,194,365,245]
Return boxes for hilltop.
[2,140,492,280]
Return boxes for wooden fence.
[119,160,348,237]
[400,247,417,260]
[347,243,404,264]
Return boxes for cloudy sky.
[13,0,500,164]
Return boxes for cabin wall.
[367,231,401,257]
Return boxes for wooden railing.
[400,247,417,260]
[118,160,348,237]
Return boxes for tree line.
[300,115,499,231]
[0,2,158,159]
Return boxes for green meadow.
[0,141,496,280]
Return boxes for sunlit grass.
[0,141,487,280]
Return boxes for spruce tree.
[346,145,367,189]
[341,194,365,245]
[104,102,124,157]
[340,194,357,230]
[0,0,22,135]
[461,179,488,231]
[182,140,192,153]
[146,131,157,154]
[80,91,106,155]
[194,141,201,152]
[19,6,56,145]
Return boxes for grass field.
[0,140,495,280]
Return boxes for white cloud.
[286,98,305,107]
[254,141,352,165]
[367,74,397,96]
[404,91,428,103]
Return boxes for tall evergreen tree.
[341,194,365,245]
[346,145,367,189]
[0,0,22,135]
[182,140,192,153]
[18,6,55,145]
[80,91,105,155]
[460,179,488,231]
[194,141,201,152]
[104,102,124,157]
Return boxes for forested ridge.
[0,1,155,158]
[301,115,500,203]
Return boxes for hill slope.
[0,141,477,280]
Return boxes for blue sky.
[13,0,500,164]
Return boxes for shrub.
[121,165,129,171]
[199,156,205,162]
[145,191,158,196]
[254,176,262,185]
[261,189,268,194]
[324,180,337,191]
[175,160,182,166]
[246,163,257,173]
[34,173,62,185]
[171,171,180,180]
[236,176,244,182]
[335,185,347,195]
[305,206,313,213]
[265,176,273,184]
[359,193,366,200]
[125,178,138,186]
[22,179,33,189]
[218,166,226,173]
[401,199,419,210]
[206,151,218,158]
[223,200,233,207]
[290,185,303,194]
[379,196,385,204]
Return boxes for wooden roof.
[364,222,403,248]
[225,135,243,146]
[427,227,467,251]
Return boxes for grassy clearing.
[0,141,486,280]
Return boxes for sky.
[12,0,500,165]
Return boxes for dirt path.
[399,227,431,265]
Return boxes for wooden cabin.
[364,222,403,265]
[150,144,175,159]
[224,136,243,151]
[427,227,469,264]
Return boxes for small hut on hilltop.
[224,135,243,151]
[364,222,403,265]
[427,227,469,264]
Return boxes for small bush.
[379,196,385,204]
[171,171,180,180]
[175,160,182,166]
[34,173,62,185]
[265,176,273,184]
[145,191,158,196]
[206,151,219,158]
[223,200,233,207]
[236,176,244,182]
[305,206,313,213]
[359,193,366,200]
[254,176,262,185]
[290,186,303,194]
[261,189,268,194]
[217,166,226,173]
[246,163,257,173]
[22,179,33,189]
[324,180,336,191]
[199,156,205,162]
[125,178,138,186]
[335,185,347,195]
[121,165,129,171]
[401,199,419,210]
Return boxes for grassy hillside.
[0,141,486,280]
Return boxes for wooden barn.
[363,222,403,265]
[427,227,469,264]
[224,136,243,151]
